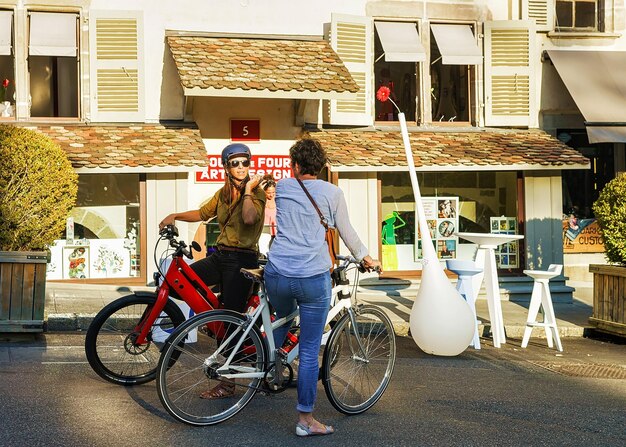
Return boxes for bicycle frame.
[133,256,219,345]
[214,261,360,381]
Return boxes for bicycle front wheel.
[322,305,396,414]
[157,310,267,426]
[84,294,186,385]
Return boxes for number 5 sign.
[231,119,260,142]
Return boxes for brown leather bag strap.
[296,178,329,230]
[221,188,245,229]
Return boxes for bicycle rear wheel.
[157,310,267,426]
[84,294,186,385]
[322,305,396,414]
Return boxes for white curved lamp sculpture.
[397,114,474,355]
[376,87,474,355]
[395,111,475,356]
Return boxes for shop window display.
[380,171,518,271]
[47,174,141,280]
[560,129,614,220]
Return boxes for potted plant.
[589,173,626,336]
[0,125,77,332]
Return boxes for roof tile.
[23,125,207,170]
[167,35,359,94]
[307,129,590,170]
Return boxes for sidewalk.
[44,279,594,341]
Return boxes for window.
[429,24,481,124]
[0,10,15,119]
[556,0,600,31]
[430,60,470,123]
[28,12,79,118]
[373,21,423,123]
[559,129,614,219]
[379,171,519,271]
[49,174,144,280]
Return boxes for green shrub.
[0,125,77,251]
[592,173,626,265]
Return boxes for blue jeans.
[264,264,331,413]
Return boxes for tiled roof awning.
[310,129,589,172]
[27,125,208,173]
[167,34,359,100]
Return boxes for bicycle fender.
[133,290,158,299]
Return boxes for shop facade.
[21,124,208,284]
[3,0,624,285]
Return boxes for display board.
[414,197,459,260]
[490,216,519,268]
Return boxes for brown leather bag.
[296,178,338,269]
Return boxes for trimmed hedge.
[0,125,77,251]
[593,173,626,266]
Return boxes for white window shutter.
[521,0,554,32]
[328,14,373,126]
[484,20,536,127]
[89,10,144,122]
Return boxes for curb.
[45,314,590,338]
[391,321,587,339]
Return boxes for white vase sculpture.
[397,113,476,356]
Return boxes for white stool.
[447,260,483,349]
[521,264,563,351]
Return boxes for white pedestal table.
[456,232,524,348]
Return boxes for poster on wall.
[490,216,519,268]
[63,245,90,279]
[47,240,64,280]
[90,239,131,278]
[415,197,459,260]
[562,218,604,253]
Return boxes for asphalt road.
[0,334,624,447]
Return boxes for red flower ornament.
[376,85,390,102]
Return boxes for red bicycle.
[84,225,260,385]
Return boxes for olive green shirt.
[199,187,266,251]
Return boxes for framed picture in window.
[490,216,519,268]
[63,245,90,279]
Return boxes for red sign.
[231,119,260,142]
[195,155,292,183]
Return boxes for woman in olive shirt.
[159,143,265,398]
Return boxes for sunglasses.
[228,159,250,168]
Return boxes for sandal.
[199,382,235,399]
[296,422,334,437]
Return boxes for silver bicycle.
[156,255,396,426]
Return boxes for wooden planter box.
[589,264,626,336]
[0,251,48,332]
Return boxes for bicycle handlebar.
[335,254,382,274]
[159,225,195,260]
